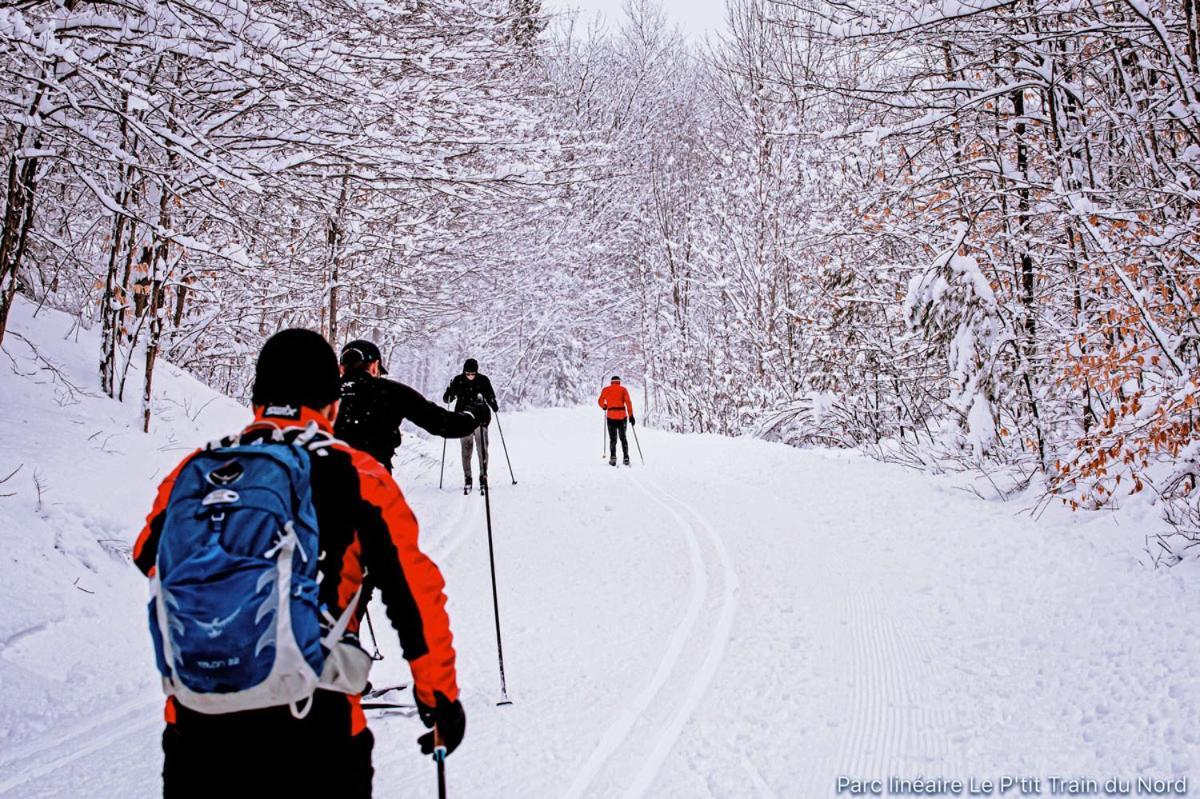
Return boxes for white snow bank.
[0,296,249,785]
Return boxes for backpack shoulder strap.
[281,421,347,458]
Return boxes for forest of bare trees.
[4,0,1199,548]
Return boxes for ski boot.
[623,454,631,467]
[464,475,472,495]
[609,455,616,467]
[479,474,488,496]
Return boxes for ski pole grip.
[434,725,447,761]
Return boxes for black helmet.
[340,339,387,374]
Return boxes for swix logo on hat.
[264,403,300,419]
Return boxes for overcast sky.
[542,0,728,40]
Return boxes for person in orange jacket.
[598,375,635,466]
[133,329,464,798]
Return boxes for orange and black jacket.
[133,406,458,734]
[598,382,633,420]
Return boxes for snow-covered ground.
[2,298,1197,798]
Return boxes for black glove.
[467,398,492,428]
[629,416,636,426]
[489,399,499,412]
[416,690,466,757]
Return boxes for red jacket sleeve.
[133,451,198,576]
[622,387,634,417]
[351,451,458,705]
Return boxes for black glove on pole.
[416,690,466,756]
[469,395,492,429]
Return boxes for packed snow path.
[3,396,1198,796]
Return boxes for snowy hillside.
[2,297,1198,798]
[0,297,249,794]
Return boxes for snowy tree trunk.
[100,212,128,397]
[0,20,63,349]
[326,177,349,343]
[100,110,139,398]
[0,128,43,348]
[1010,84,1047,469]
[142,65,180,434]
[1187,0,1200,72]
[173,279,189,328]
[142,255,166,434]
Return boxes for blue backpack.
[148,426,364,716]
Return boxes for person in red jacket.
[133,329,464,798]
[598,375,635,466]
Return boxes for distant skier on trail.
[335,338,481,472]
[132,328,466,798]
[443,358,499,495]
[599,375,635,466]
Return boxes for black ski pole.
[438,439,447,489]
[435,728,447,799]
[494,411,517,485]
[438,403,449,490]
[482,480,513,705]
[364,604,384,661]
[631,421,645,465]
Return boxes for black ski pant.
[162,690,374,798]
[607,417,629,460]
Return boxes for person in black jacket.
[443,358,499,494]
[335,340,481,472]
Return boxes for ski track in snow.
[622,476,739,799]
[564,472,738,799]
[0,695,159,795]
[836,589,962,784]
[391,441,485,565]
[425,479,482,563]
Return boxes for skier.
[336,338,482,472]
[443,358,499,495]
[133,329,466,798]
[598,375,635,466]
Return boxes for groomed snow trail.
[372,409,1199,798]
[3,313,1198,798]
[0,696,159,795]
[559,473,739,799]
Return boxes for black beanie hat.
[464,358,479,373]
[251,328,340,411]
